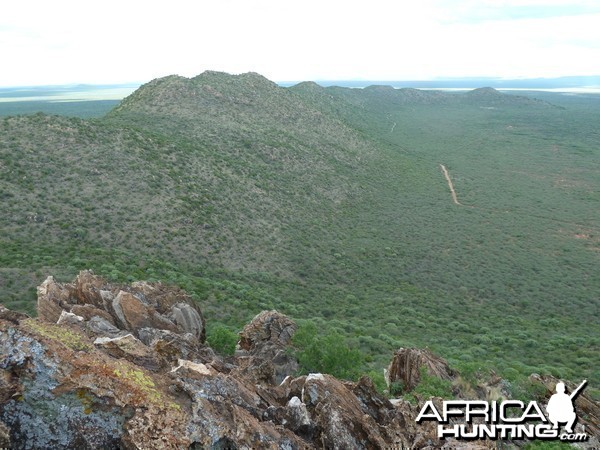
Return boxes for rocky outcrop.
[385,347,455,394]
[37,271,209,370]
[6,272,581,449]
[37,270,205,349]
[0,273,458,449]
[235,310,298,384]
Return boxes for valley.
[0,72,597,399]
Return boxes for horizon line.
[2,74,600,90]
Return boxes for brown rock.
[168,302,205,339]
[112,290,154,330]
[0,304,28,324]
[236,310,298,384]
[237,310,296,351]
[301,373,412,449]
[36,276,70,323]
[70,304,115,324]
[35,272,205,344]
[0,315,190,449]
[5,275,497,449]
[126,281,206,342]
[386,347,455,393]
[56,311,84,326]
[72,270,105,308]
[94,334,165,371]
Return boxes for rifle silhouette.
[569,380,587,400]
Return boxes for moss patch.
[23,319,92,352]
[113,364,161,403]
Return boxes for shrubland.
[0,73,597,397]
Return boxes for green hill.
[0,72,598,393]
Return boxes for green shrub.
[206,324,238,356]
[389,380,404,397]
[366,370,388,395]
[408,367,454,402]
[293,321,364,381]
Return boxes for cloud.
[0,0,598,85]
[433,0,600,23]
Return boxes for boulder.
[35,271,206,343]
[386,347,455,393]
[36,276,69,323]
[301,373,413,449]
[236,310,298,384]
[94,334,164,371]
[0,304,28,325]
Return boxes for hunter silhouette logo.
[547,380,586,433]
[415,379,589,442]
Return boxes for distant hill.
[463,86,559,108]
[280,75,600,89]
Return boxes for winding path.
[440,164,461,205]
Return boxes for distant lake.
[0,84,139,103]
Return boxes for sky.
[1,0,599,86]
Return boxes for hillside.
[0,73,598,396]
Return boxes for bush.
[293,321,364,381]
[408,367,454,402]
[389,380,404,397]
[507,378,548,403]
[364,370,388,394]
[206,324,238,356]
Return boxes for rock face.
[37,270,205,342]
[386,347,455,393]
[235,310,298,384]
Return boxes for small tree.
[293,322,364,381]
[206,325,238,356]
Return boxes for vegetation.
[0,72,597,397]
[523,442,573,450]
[23,319,92,352]
[205,324,238,356]
[407,367,454,404]
[0,100,119,118]
[293,321,363,380]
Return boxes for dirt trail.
[440,164,461,205]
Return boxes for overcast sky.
[2,0,599,86]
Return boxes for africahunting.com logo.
[416,380,588,442]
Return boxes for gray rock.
[86,316,122,337]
